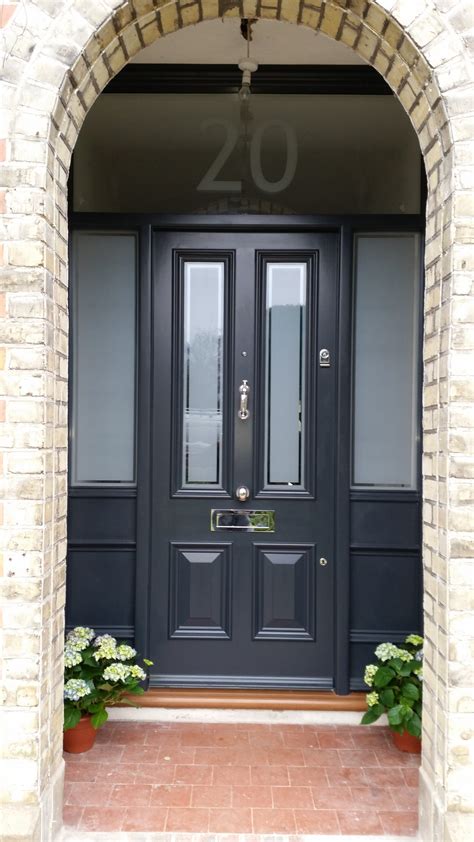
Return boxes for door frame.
[68,212,424,694]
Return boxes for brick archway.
[0,2,472,840]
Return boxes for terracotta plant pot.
[63,715,97,754]
[392,729,421,754]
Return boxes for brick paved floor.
[63,722,420,835]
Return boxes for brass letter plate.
[211,509,275,532]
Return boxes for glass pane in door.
[182,262,225,487]
[263,263,307,488]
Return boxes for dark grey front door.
[149,230,338,689]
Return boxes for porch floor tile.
[64,723,419,835]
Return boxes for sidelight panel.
[352,234,420,488]
[263,262,307,489]
[72,232,137,485]
[182,261,225,488]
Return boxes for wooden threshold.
[124,688,367,711]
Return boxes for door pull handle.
[238,379,250,420]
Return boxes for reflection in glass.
[353,234,419,488]
[264,263,307,487]
[183,263,225,487]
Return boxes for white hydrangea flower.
[374,642,401,662]
[64,679,92,701]
[94,639,118,661]
[93,634,116,648]
[129,665,146,681]
[71,626,95,641]
[363,664,378,687]
[397,648,413,662]
[405,634,423,647]
[102,663,132,683]
[66,626,95,651]
[64,646,83,668]
[366,691,379,707]
[115,645,137,662]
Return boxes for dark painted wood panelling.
[66,548,135,631]
[169,543,232,639]
[253,545,315,641]
[150,674,333,690]
[350,552,421,631]
[68,494,136,543]
[350,495,420,549]
[349,491,421,690]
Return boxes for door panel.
[253,544,315,641]
[150,231,338,688]
[169,543,232,639]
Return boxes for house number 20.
[197,118,298,195]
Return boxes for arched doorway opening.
[67,18,425,701]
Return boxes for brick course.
[0,1,473,840]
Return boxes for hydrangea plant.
[361,634,423,737]
[63,626,153,732]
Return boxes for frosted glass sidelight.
[353,234,420,488]
[263,263,307,487]
[182,263,225,487]
[72,232,137,484]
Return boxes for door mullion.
[233,246,256,498]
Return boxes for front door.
[149,230,338,688]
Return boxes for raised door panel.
[253,544,315,640]
[169,543,232,639]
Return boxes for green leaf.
[91,708,108,729]
[387,704,403,725]
[125,685,144,695]
[81,654,97,667]
[361,708,382,725]
[406,716,422,738]
[63,707,81,732]
[379,688,395,708]
[374,666,395,688]
[399,697,415,709]
[402,681,420,701]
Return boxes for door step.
[123,688,367,710]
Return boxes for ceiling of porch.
[131,18,365,65]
